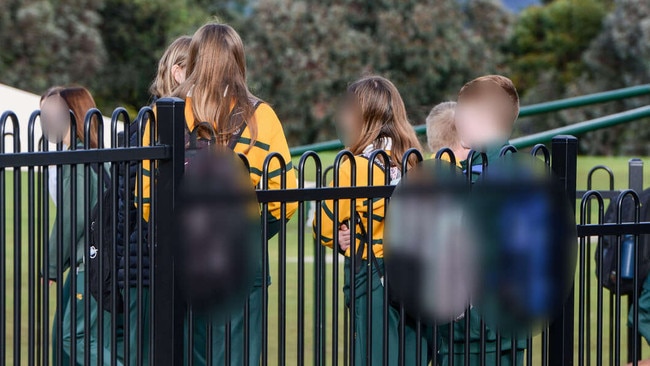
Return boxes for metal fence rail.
[289,84,650,156]
[2,99,650,365]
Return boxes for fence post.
[550,135,578,366]
[152,97,185,365]
[628,158,644,363]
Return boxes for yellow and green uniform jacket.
[315,151,397,260]
[139,98,297,242]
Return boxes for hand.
[40,278,55,286]
[338,223,351,252]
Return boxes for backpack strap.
[226,99,262,150]
[351,153,395,275]
[353,214,384,278]
[187,100,262,151]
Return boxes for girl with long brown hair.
[40,86,115,365]
[140,23,297,365]
[316,75,427,365]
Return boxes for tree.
[0,0,105,96]
[246,0,511,145]
[505,0,609,141]
[564,0,650,155]
[246,0,374,144]
[95,0,207,112]
[507,0,607,95]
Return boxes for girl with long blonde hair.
[149,35,191,99]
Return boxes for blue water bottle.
[621,234,635,279]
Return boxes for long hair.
[175,23,258,147]
[149,36,191,99]
[346,76,422,170]
[42,86,99,149]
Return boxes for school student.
[437,75,526,366]
[425,101,469,163]
[41,86,118,365]
[139,23,297,365]
[316,75,428,365]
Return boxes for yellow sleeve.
[314,157,389,259]
[315,160,353,255]
[137,117,152,222]
[240,103,297,218]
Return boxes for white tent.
[0,83,112,154]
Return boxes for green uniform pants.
[188,286,264,366]
[52,272,72,366]
[53,269,121,365]
[438,308,527,366]
[438,350,524,366]
[343,258,429,365]
[628,274,650,343]
[121,287,150,365]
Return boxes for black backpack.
[88,163,124,313]
[596,188,650,295]
[184,99,261,161]
[178,101,262,314]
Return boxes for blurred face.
[335,96,362,148]
[40,94,71,145]
[455,89,513,151]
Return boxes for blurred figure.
[425,100,469,163]
[149,35,191,100]
[316,75,428,365]
[40,87,64,206]
[140,23,297,365]
[455,75,519,154]
[41,86,118,365]
[437,75,526,366]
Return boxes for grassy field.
[3,154,650,365]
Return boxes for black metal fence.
[1,98,649,365]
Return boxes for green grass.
[3,155,650,365]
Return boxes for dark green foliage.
[1,0,648,154]
[95,0,207,112]
[246,0,510,144]
[0,0,105,95]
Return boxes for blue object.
[621,234,635,279]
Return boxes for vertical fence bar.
[628,158,644,363]
[8,116,22,365]
[152,97,185,365]
[27,112,38,366]
[12,162,20,364]
[261,202,269,365]
[549,135,578,366]
[297,153,321,365]
[41,142,50,366]
[0,120,7,364]
[314,165,325,366]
